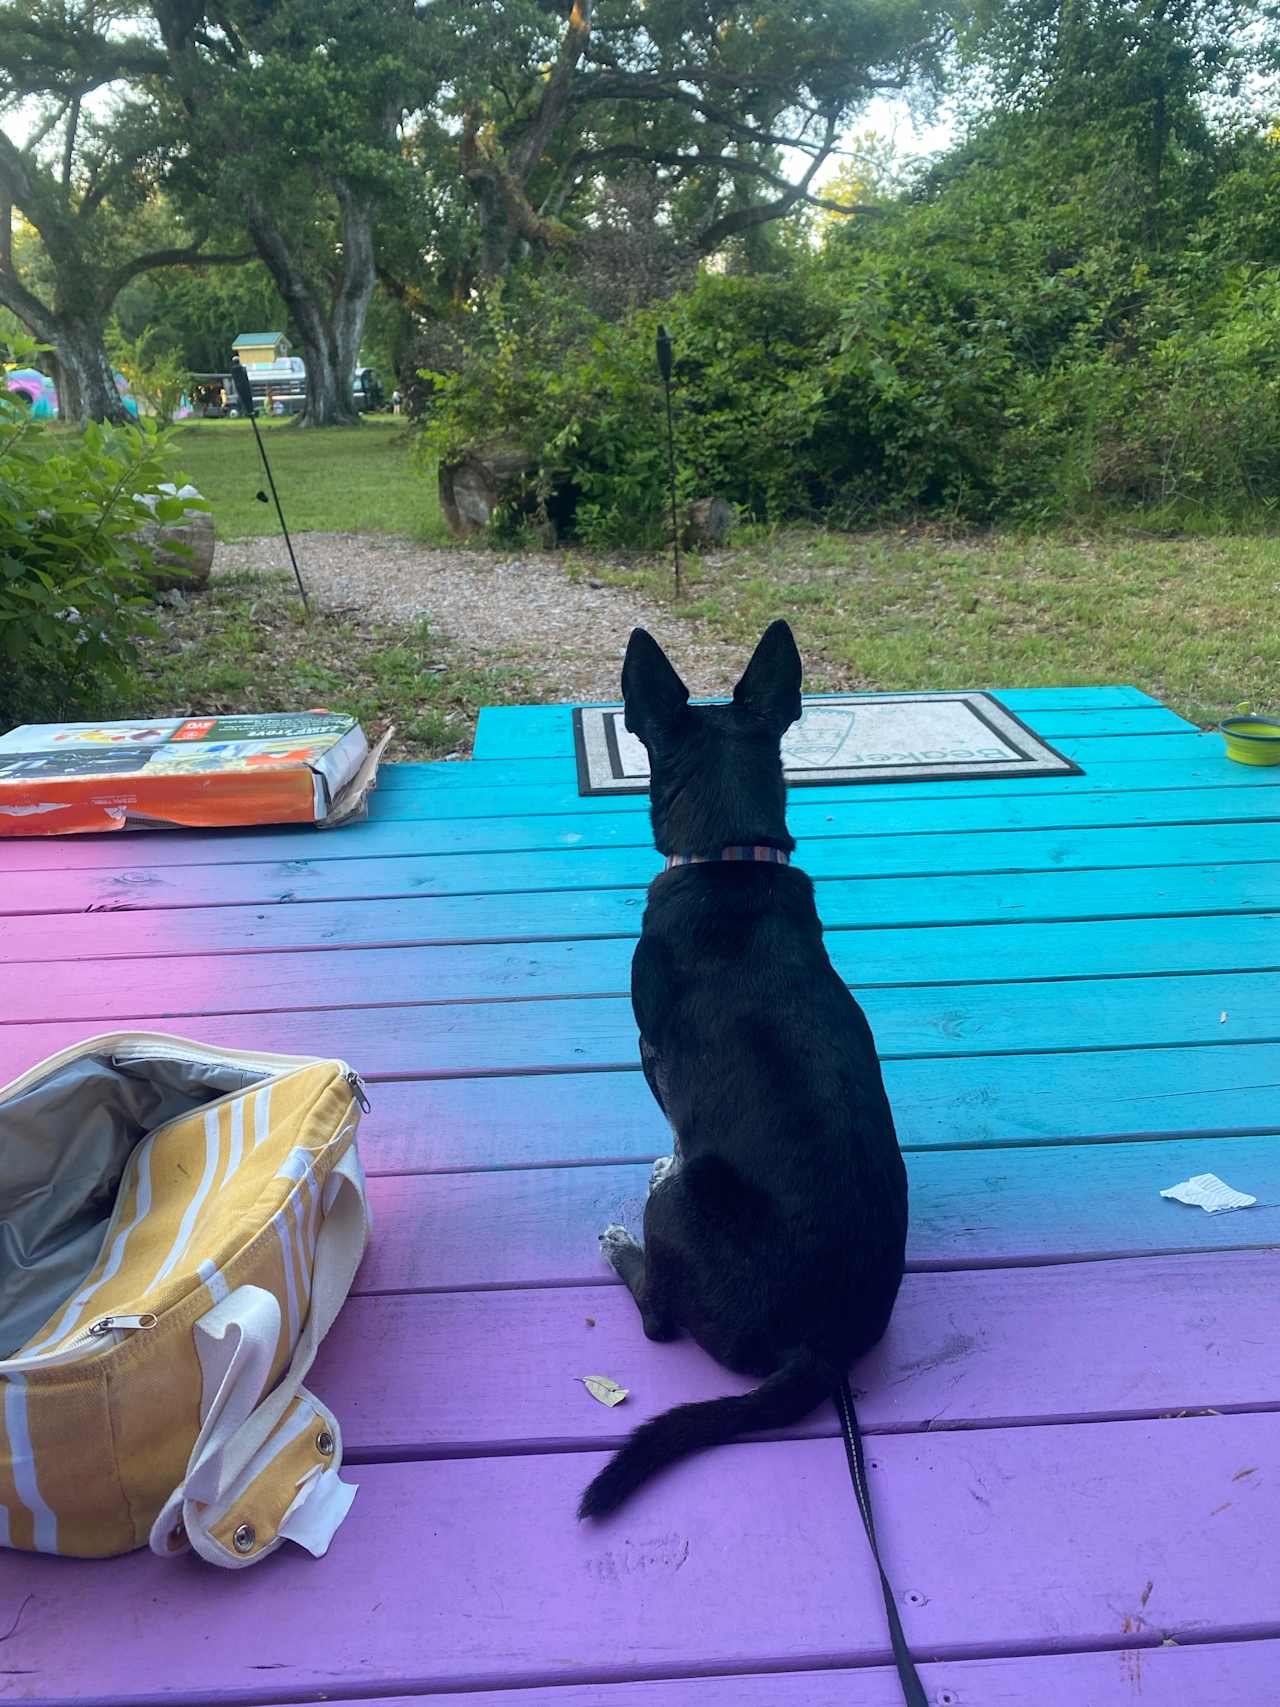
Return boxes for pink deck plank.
[3,1416,1276,1699]
[355,1135,1280,1294]
[0,966,1273,1082]
[253,1641,1280,1707]
[316,1250,1280,1457]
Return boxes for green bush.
[419,123,1280,541]
[0,398,187,727]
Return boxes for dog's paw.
[648,1154,676,1191]
[598,1223,638,1264]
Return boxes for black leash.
[835,1375,929,1707]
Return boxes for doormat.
[573,692,1081,796]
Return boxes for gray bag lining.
[1,1053,271,1359]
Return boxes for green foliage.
[113,262,286,375]
[0,394,182,726]
[421,82,1280,542]
[108,323,191,424]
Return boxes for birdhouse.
[232,332,291,367]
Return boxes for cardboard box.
[0,712,391,836]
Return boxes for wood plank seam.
[8,900,1280,965]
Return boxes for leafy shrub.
[419,120,1280,541]
[0,396,188,727]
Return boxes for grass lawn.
[125,420,1279,747]
[578,527,1280,730]
[126,573,529,761]
[168,417,447,541]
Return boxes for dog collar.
[664,845,790,869]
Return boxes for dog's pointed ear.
[733,621,802,736]
[622,629,690,747]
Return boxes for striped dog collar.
[664,845,790,869]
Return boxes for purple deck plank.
[2,1417,1276,1700]
[317,1251,1280,1457]
[255,1641,1280,1707]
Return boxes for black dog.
[578,621,909,1520]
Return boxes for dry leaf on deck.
[580,1375,629,1407]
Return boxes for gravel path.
[215,532,743,701]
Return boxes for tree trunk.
[56,317,131,425]
[438,442,537,537]
[0,258,127,427]
[245,191,371,429]
[331,182,376,402]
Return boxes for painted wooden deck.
[2,685,1279,1706]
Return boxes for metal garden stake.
[655,325,680,596]
[230,357,310,615]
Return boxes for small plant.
[0,360,188,726]
[107,324,191,426]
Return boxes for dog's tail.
[577,1347,836,1520]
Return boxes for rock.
[132,485,216,592]
[438,443,537,539]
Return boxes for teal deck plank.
[471,690,1187,759]
[338,1044,1280,1174]
[7,913,1277,1022]
[4,861,1279,950]
[369,759,1279,818]
[357,782,1280,852]
[6,821,1278,914]
[403,730,1222,788]
[2,967,1275,1083]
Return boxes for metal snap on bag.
[0,1032,370,1568]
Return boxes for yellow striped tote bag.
[0,1032,371,1568]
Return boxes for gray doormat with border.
[573,692,1082,796]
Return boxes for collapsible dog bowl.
[1219,715,1280,765]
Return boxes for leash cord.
[835,1375,930,1707]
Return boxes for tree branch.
[509,0,593,183]
[559,141,888,217]
[104,242,255,299]
[694,115,839,254]
[0,259,58,344]
[571,71,868,154]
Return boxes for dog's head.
[621,621,802,857]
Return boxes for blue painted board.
[7,862,1277,959]
[370,730,1228,792]
[345,1041,1280,1173]
[12,779,1277,873]
[369,758,1279,819]
[1,967,1273,1082]
[356,1135,1280,1292]
[353,782,1280,856]
[471,697,1196,759]
[7,819,1277,914]
[8,913,1277,1022]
